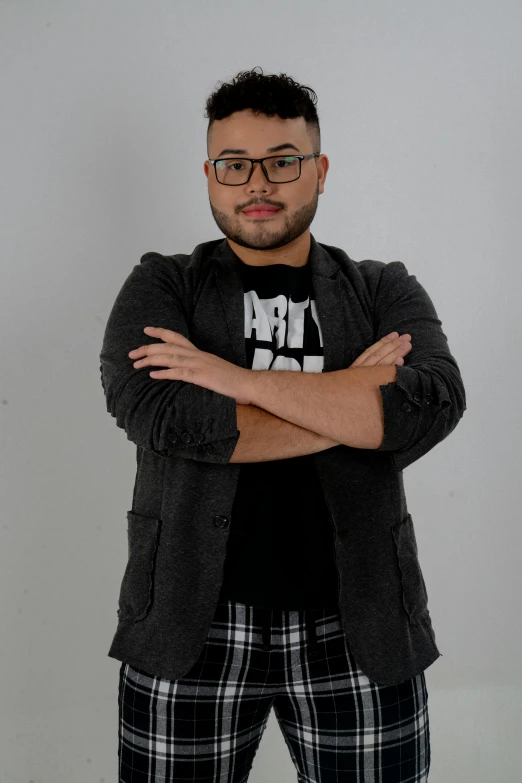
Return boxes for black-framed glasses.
[208,153,320,185]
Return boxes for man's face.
[204,110,328,251]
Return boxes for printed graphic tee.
[217,258,340,610]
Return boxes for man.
[100,67,466,782]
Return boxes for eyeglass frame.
[207,153,321,185]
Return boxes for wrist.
[246,369,265,407]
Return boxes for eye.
[275,156,296,167]
[216,159,246,171]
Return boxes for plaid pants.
[118,600,430,782]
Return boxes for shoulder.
[139,238,222,274]
[318,239,410,295]
[135,239,225,296]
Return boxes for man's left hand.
[128,326,254,405]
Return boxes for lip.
[242,207,280,218]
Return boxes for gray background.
[1,0,520,780]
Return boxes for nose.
[248,160,271,186]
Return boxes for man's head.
[203,67,329,255]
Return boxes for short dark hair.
[205,66,321,155]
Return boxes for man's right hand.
[349,332,412,368]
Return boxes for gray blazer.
[99,234,466,686]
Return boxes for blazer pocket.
[391,513,429,624]
[117,510,162,622]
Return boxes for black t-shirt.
[217,260,339,610]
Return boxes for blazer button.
[413,392,422,403]
[181,432,192,444]
[401,401,413,412]
[425,393,432,404]
[168,433,178,444]
[214,515,229,528]
[193,433,205,443]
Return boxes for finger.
[143,327,194,348]
[375,343,411,366]
[148,360,204,382]
[149,366,194,379]
[130,342,196,360]
[133,350,194,369]
[368,334,411,363]
[129,329,195,357]
[372,341,411,366]
[350,333,398,367]
[353,338,411,368]
[352,334,409,367]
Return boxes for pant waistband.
[260,607,321,657]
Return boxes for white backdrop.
[1,1,521,780]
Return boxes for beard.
[208,185,320,251]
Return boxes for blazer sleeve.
[373,260,467,471]
[99,254,240,464]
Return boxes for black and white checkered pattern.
[118,600,430,782]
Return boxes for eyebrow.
[216,143,301,157]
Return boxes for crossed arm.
[230,365,397,462]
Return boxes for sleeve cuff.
[377,364,445,452]
[163,389,240,464]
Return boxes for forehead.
[209,111,308,155]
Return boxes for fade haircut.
[205,66,321,156]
